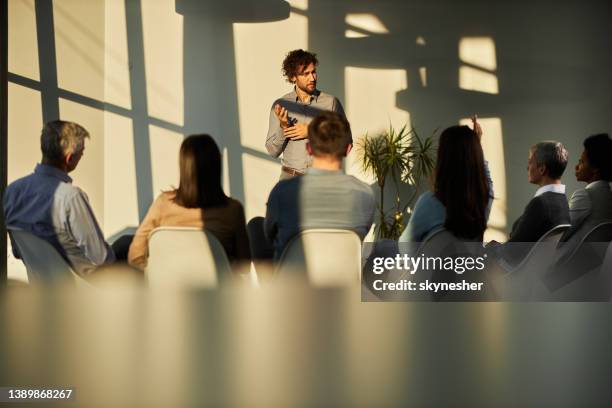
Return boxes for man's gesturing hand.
[283,123,308,140]
[274,104,290,129]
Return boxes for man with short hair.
[3,120,115,276]
[490,141,570,265]
[264,111,374,259]
[266,49,350,180]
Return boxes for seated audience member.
[554,133,612,263]
[3,120,115,275]
[490,141,570,265]
[564,133,612,240]
[128,134,251,272]
[399,117,493,243]
[263,111,375,260]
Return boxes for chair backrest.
[416,229,486,301]
[561,221,612,264]
[7,227,79,286]
[146,227,232,288]
[501,224,570,300]
[275,229,362,287]
[541,222,612,300]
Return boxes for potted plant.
[357,124,436,240]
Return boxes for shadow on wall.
[306,0,612,233]
[23,0,612,235]
[177,0,291,207]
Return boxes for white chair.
[7,227,92,288]
[275,229,362,287]
[146,227,232,288]
[496,224,570,300]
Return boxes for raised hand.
[274,104,290,129]
[471,114,483,140]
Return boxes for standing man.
[266,49,351,179]
[264,111,374,260]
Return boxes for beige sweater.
[128,191,251,270]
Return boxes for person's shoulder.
[415,191,443,208]
[225,197,245,212]
[316,91,340,103]
[272,91,296,107]
[569,188,588,201]
[342,174,373,193]
[538,191,567,203]
[4,175,28,194]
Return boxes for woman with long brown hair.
[399,117,493,242]
[128,134,251,270]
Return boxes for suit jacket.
[502,191,570,265]
[554,181,612,265]
[562,181,612,243]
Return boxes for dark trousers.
[246,217,274,260]
[111,235,134,261]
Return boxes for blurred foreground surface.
[1,286,611,407]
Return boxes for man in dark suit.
[489,141,570,266]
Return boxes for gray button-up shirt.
[3,164,115,275]
[266,89,351,172]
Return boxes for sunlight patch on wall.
[459,66,499,94]
[344,67,409,184]
[104,112,140,237]
[104,0,132,109]
[459,37,499,95]
[8,0,40,80]
[242,154,281,220]
[59,98,106,225]
[149,125,183,196]
[344,13,389,38]
[459,37,497,71]
[289,0,308,11]
[460,117,507,242]
[54,0,105,101]
[141,0,184,126]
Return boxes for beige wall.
[7,0,612,280]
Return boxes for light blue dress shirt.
[3,164,115,275]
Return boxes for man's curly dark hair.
[282,49,318,83]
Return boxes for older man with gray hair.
[3,120,115,276]
[488,140,570,266]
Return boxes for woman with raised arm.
[399,117,493,242]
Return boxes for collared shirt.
[3,164,115,275]
[265,89,351,172]
[534,183,566,197]
[264,167,375,259]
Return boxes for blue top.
[399,161,494,242]
[3,164,115,275]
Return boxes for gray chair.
[7,227,92,288]
[539,222,612,301]
[146,227,232,288]
[275,229,362,287]
[410,229,487,301]
[495,224,570,300]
